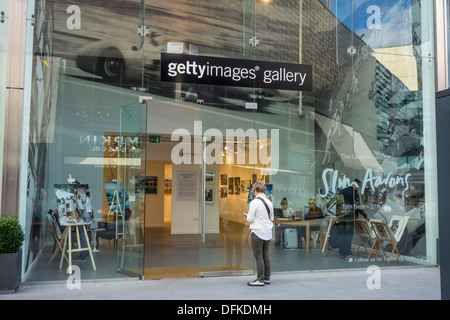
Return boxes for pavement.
[0,266,441,301]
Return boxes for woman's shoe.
[247,279,265,286]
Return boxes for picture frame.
[388,215,409,242]
[220,187,228,198]
[234,177,240,195]
[228,177,234,194]
[205,188,214,205]
[220,174,228,185]
[206,172,215,183]
[136,176,158,194]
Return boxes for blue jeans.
[251,232,271,282]
[337,222,354,257]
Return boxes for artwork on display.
[54,183,78,202]
[104,183,130,211]
[164,179,172,190]
[136,176,157,194]
[219,175,251,196]
[54,183,90,217]
[234,177,241,195]
[245,180,251,192]
[388,215,409,242]
[220,187,228,198]
[220,174,228,185]
[240,179,251,193]
[206,172,215,183]
[205,170,216,205]
[228,177,234,194]
[205,188,214,204]
[164,179,172,193]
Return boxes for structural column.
[1,0,27,218]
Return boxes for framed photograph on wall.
[164,179,172,194]
[245,180,251,192]
[228,177,234,194]
[220,174,228,185]
[205,188,214,205]
[136,176,157,194]
[234,177,240,195]
[220,187,227,198]
[206,172,215,183]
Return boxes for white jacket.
[246,194,274,231]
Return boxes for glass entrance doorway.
[116,102,147,278]
[142,98,277,279]
[125,0,274,279]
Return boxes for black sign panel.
[161,53,312,91]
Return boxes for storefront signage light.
[161,53,312,91]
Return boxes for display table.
[59,217,96,273]
[273,218,324,252]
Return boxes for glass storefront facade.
[1,0,438,282]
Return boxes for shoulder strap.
[257,197,273,221]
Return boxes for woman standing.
[245,181,274,286]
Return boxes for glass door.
[117,102,147,278]
[198,143,256,277]
[197,0,259,277]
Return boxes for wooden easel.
[355,219,377,258]
[59,222,97,273]
[370,221,404,264]
[322,216,336,253]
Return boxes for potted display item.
[0,216,25,294]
